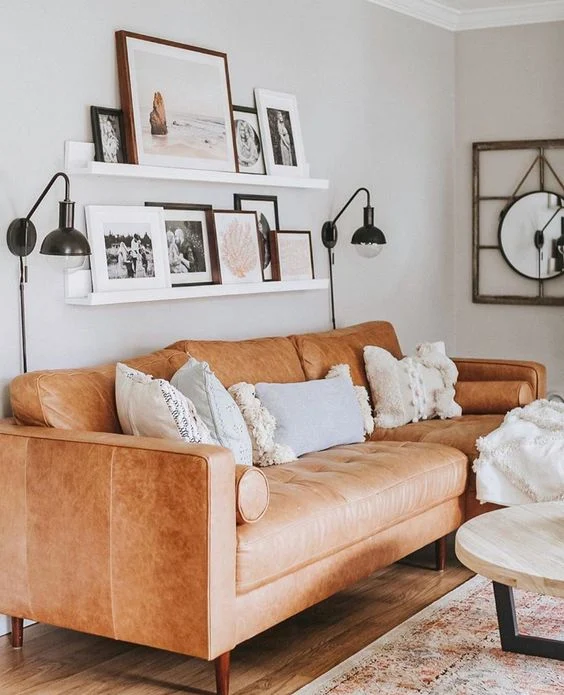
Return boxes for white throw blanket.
[474,399,564,506]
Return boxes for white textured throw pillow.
[325,364,374,436]
[115,362,211,443]
[172,358,252,466]
[364,341,462,428]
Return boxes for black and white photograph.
[234,194,279,280]
[266,108,296,166]
[85,206,170,292]
[90,106,127,163]
[104,225,155,279]
[255,89,308,177]
[117,31,237,172]
[145,202,220,286]
[233,105,265,175]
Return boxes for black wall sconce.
[321,187,386,329]
[7,172,91,373]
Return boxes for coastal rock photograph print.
[117,32,237,171]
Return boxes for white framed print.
[146,202,220,286]
[116,31,237,172]
[85,205,170,292]
[254,89,307,178]
[213,210,264,284]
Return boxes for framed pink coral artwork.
[213,211,264,284]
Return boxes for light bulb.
[355,243,383,259]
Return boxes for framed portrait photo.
[271,231,315,281]
[90,106,128,163]
[116,30,237,172]
[213,210,263,284]
[232,105,265,175]
[145,202,220,286]
[255,89,307,177]
[85,205,170,292]
[233,194,279,280]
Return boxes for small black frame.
[90,106,128,163]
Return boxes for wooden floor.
[0,539,472,694]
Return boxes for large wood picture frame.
[116,30,238,172]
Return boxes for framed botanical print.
[271,231,315,281]
[116,30,237,172]
[254,89,307,177]
[145,202,220,286]
[232,105,266,175]
[213,211,263,284]
[233,194,279,280]
[85,206,170,292]
[90,106,128,163]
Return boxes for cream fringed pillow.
[364,342,462,428]
[325,364,374,436]
[228,383,296,467]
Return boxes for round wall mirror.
[499,191,564,280]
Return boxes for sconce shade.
[40,201,91,256]
[350,205,386,257]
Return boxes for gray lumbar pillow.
[254,376,365,458]
[172,358,252,466]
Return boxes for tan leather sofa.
[0,321,545,695]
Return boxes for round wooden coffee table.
[455,501,564,661]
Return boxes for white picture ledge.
[64,141,329,190]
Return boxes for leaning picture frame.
[254,89,307,177]
[232,105,266,175]
[213,210,264,284]
[270,230,315,281]
[116,30,237,172]
[233,194,279,280]
[145,202,220,286]
[90,106,128,163]
[85,205,170,292]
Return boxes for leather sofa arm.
[453,358,546,400]
[455,380,534,415]
[0,423,238,660]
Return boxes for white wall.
[0,0,455,419]
[455,22,564,393]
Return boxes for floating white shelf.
[65,141,329,190]
[65,279,329,306]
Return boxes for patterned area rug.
[297,576,563,694]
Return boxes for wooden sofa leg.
[435,535,447,571]
[11,617,23,648]
[215,651,230,695]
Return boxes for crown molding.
[367,0,459,30]
[367,0,564,31]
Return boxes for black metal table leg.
[493,581,564,661]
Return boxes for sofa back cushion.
[291,321,402,388]
[11,349,187,432]
[167,337,305,387]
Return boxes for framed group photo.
[145,202,220,286]
[85,206,170,292]
[233,194,279,280]
[255,89,307,178]
[213,210,264,284]
[90,106,128,163]
[271,231,315,281]
[232,105,265,175]
[116,30,237,172]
